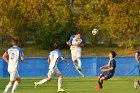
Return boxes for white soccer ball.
[92,29,98,35]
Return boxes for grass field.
[0,77,140,93]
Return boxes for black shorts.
[100,72,113,80]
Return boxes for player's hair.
[76,32,82,35]
[53,42,60,49]
[110,51,117,58]
[11,37,18,44]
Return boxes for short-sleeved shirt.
[107,59,116,75]
[69,35,84,46]
[48,49,63,69]
[6,46,24,72]
[69,35,84,51]
[136,50,140,57]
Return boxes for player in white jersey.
[34,43,70,92]
[66,32,84,77]
[2,37,24,93]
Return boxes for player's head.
[109,51,117,58]
[76,32,81,39]
[11,37,18,46]
[53,42,60,49]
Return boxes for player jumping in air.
[34,43,70,92]
[134,50,140,89]
[96,51,116,90]
[66,32,84,77]
[2,37,24,93]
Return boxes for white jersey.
[48,49,63,69]
[6,46,24,72]
[69,35,83,51]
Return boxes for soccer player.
[2,37,24,93]
[96,51,116,90]
[34,43,70,92]
[135,50,140,75]
[134,50,140,89]
[66,32,84,77]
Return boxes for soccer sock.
[3,82,12,93]
[12,81,19,92]
[37,78,48,85]
[98,80,103,87]
[74,63,79,69]
[58,78,62,89]
[77,59,82,69]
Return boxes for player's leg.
[34,69,53,88]
[3,72,15,93]
[77,48,82,69]
[11,72,20,93]
[55,68,65,92]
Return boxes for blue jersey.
[6,46,24,72]
[48,49,63,69]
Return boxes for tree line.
[0,0,140,49]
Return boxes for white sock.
[37,78,48,85]
[12,81,19,92]
[77,59,82,69]
[3,82,12,93]
[58,78,62,89]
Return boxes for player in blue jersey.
[2,37,24,93]
[67,32,84,77]
[34,43,70,92]
[134,50,140,89]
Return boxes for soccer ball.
[92,29,98,35]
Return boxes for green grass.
[0,77,140,93]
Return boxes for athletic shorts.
[70,46,82,61]
[8,71,20,81]
[47,66,61,78]
[99,72,113,80]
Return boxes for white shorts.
[8,71,20,81]
[47,66,61,78]
[70,46,82,61]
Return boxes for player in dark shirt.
[134,50,140,89]
[96,51,116,90]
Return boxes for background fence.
[0,57,139,78]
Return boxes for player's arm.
[66,41,71,46]
[2,52,9,63]
[135,53,139,63]
[19,48,24,62]
[48,58,51,64]
[61,56,70,65]
[21,56,24,62]
[100,65,109,69]
[66,35,74,46]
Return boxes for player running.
[34,43,70,92]
[96,51,116,90]
[66,32,84,77]
[2,37,24,93]
[134,50,140,89]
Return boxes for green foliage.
[0,0,140,49]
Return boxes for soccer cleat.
[134,80,140,89]
[95,86,102,90]
[57,88,66,92]
[34,82,38,88]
